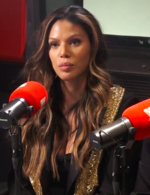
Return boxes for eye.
[70,39,81,45]
[49,42,59,48]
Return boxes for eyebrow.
[48,34,81,41]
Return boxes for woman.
[8,5,142,195]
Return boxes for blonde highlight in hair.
[20,5,112,181]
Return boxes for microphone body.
[91,98,150,150]
[0,98,29,129]
[0,81,48,129]
[91,117,132,150]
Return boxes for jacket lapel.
[66,117,82,195]
[66,155,80,195]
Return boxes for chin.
[60,77,72,82]
[58,75,76,82]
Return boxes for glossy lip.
[58,62,75,67]
[58,62,75,71]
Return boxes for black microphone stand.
[10,125,23,195]
[112,127,137,195]
[8,106,33,195]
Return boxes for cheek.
[79,42,90,58]
[78,47,91,65]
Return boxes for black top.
[133,137,150,194]
[7,90,143,195]
[49,154,71,195]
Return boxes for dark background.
[0,0,150,194]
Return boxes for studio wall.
[0,0,26,62]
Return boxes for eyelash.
[70,39,81,45]
[49,42,59,48]
[49,38,81,48]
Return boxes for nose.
[59,43,70,58]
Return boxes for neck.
[61,77,87,113]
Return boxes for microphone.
[0,81,48,129]
[90,98,150,150]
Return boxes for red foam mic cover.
[122,98,150,140]
[9,81,48,115]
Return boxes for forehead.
[49,19,87,37]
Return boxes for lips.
[58,62,74,67]
[58,62,74,72]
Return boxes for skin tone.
[48,19,91,153]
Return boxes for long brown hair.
[21,5,112,180]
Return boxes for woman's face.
[48,19,91,82]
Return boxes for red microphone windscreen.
[122,98,150,140]
[9,81,48,115]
